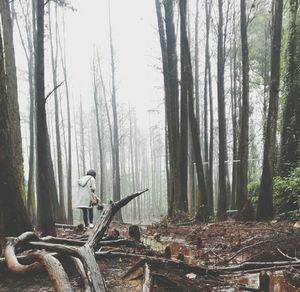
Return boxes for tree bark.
[279,0,300,177]
[0,0,25,201]
[35,0,56,236]
[237,0,250,212]
[49,2,66,223]
[0,29,32,237]
[257,0,283,220]
[217,0,228,219]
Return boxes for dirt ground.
[0,218,300,291]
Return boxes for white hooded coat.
[76,175,96,208]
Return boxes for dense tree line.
[0,0,299,238]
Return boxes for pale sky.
[62,0,164,121]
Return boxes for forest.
[0,0,299,291]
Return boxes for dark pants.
[82,208,93,227]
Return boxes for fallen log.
[211,260,300,273]
[123,257,222,291]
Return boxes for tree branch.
[45,80,64,102]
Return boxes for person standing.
[76,169,97,228]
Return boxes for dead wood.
[122,255,218,280]
[143,263,152,292]
[55,223,78,229]
[226,240,272,263]
[225,232,300,264]
[123,257,222,291]
[4,232,41,274]
[212,260,300,273]
[3,189,149,292]
[69,256,91,292]
[128,225,141,241]
[29,250,73,292]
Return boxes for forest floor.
[1,216,300,291]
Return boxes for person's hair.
[86,169,96,178]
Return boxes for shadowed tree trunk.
[35,0,56,236]
[279,0,300,177]
[237,0,250,212]
[205,0,214,215]
[180,0,207,218]
[257,0,283,220]
[217,0,228,219]
[230,7,238,210]
[0,0,25,201]
[278,0,299,212]
[155,0,181,217]
[14,0,36,222]
[179,0,189,213]
[0,21,32,237]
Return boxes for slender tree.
[92,57,104,198]
[217,0,228,219]
[49,2,66,223]
[108,1,123,221]
[205,0,214,215]
[237,0,250,212]
[59,13,73,224]
[179,0,189,212]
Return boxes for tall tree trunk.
[180,0,207,218]
[0,0,25,201]
[194,0,200,125]
[108,1,122,222]
[179,0,189,212]
[49,2,66,223]
[205,0,214,215]
[217,0,228,219]
[14,0,36,222]
[79,98,86,175]
[237,0,250,212]
[129,107,137,220]
[278,0,299,212]
[279,0,300,177]
[0,20,32,237]
[92,59,104,199]
[155,0,180,217]
[59,13,73,224]
[230,11,238,210]
[257,0,283,220]
[35,0,56,236]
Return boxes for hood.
[78,175,92,187]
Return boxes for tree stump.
[128,225,141,241]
